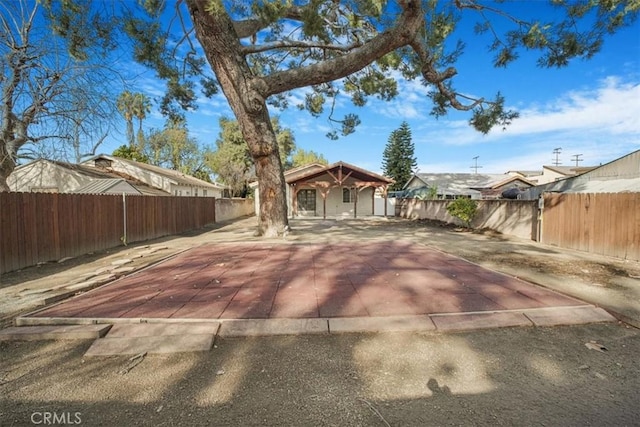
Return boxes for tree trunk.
[188,0,289,236]
[0,143,15,192]
[255,149,289,237]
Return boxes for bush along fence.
[0,193,253,274]
[398,198,539,241]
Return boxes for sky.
[100,2,640,177]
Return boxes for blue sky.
[101,3,640,176]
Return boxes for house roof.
[83,154,228,190]
[562,178,640,193]
[249,163,327,188]
[13,159,114,179]
[522,150,640,198]
[507,170,543,177]
[405,173,533,195]
[14,159,171,196]
[542,165,597,176]
[71,178,141,195]
[286,161,394,186]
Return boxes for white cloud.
[502,77,640,136]
[413,77,640,149]
[375,76,431,120]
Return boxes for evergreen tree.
[382,122,417,191]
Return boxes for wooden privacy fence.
[1,192,217,274]
[542,193,639,261]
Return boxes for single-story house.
[9,155,228,197]
[521,149,640,199]
[7,159,167,195]
[81,154,228,197]
[403,173,535,200]
[252,162,394,218]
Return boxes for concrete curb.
[12,305,616,337]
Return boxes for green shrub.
[446,198,478,228]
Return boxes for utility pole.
[470,156,483,174]
[571,154,583,167]
[552,148,562,166]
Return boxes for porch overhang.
[286,161,394,219]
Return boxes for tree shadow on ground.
[1,323,639,426]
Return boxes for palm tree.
[117,91,151,149]
[116,91,136,148]
[132,93,151,149]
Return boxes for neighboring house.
[81,154,227,198]
[7,159,155,195]
[507,166,597,185]
[403,173,535,200]
[251,162,394,218]
[506,170,543,184]
[522,150,640,200]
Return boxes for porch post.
[371,188,375,216]
[384,186,388,218]
[353,187,357,218]
[291,185,298,217]
[322,191,327,219]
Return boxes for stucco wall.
[216,198,255,222]
[398,199,539,240]
[315,187,375,217]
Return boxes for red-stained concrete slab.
[22,242,614,335]
[170,301,230,319]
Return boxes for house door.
[297,189,316,215]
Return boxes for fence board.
[542,193,639,261]
[1,193,220,275]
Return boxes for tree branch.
[410,35,482,111]
[260,0,423,97]
[241,39,361,55]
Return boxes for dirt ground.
[1,216,639,425]
[1,323,639,426]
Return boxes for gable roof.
[542,165,597,176]
[13,159,171,196]
[522,149,640,198]
[13,159,113,179]
[71,178,141,195]
[406,173,532,192]
[286,161,394,185]
[83,154,227,190]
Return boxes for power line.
[571,154,583,167]
[552,148,562,166]
[470,156,483,174]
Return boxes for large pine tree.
[382,122,417,191]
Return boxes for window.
[342,187,354,203]
[203,190,208,197]
[195,188,199,197]
[297,189,316,212]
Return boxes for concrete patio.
[20,241,613,337]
